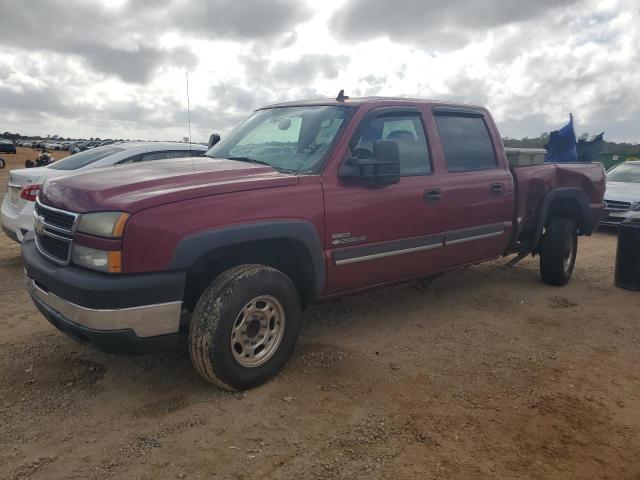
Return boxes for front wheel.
[189,264,302,391]
[539,218,578,286]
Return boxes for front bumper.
[22,235,187,354]
[600,209,637,227]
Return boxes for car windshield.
[206,105,353,174]
[47,146,125,170]
[607,163,640,183]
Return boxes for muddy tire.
[189,264,302,391]
[540,218,578,286]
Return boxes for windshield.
[48,146,125,170]
[607,163,640,183]
[206,105,353,174]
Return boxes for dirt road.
[1,152,640,479]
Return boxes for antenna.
[186,71,194,171]
[336,89,349,102]
[186,71,192,146]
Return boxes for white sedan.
[1,142,207,243]
[601,161,640,226]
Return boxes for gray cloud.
[0,0,308,84]
[330,0,579,50]
[0,83,77,118]
[166,0,310,41]
[241,53,348,85]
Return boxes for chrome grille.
[604,199,631,212]
[35,202,75,231]
[34,199,79,265]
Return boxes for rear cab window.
[434,114,497,172]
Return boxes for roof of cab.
[260,96,485,111]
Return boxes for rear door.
[323,106,448,294]
[431,108,514,264]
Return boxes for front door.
[322,107,447,294]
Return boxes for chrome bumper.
[25,274,182,338]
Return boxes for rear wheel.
[540,218,578,286]
[188,264,302,391]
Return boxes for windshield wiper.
[211,155,271,167]
[208,155,297,174]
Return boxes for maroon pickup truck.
[22,97,605,390]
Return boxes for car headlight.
[71,244,122,273]
[632,202,640,211]
[76,212,129,238]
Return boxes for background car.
[1,142,208,242]
[43,141,64,150]
[0,139,17,154]
[601,160,640,226]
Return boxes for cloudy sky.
[0,0,638,142]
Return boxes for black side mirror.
[338,139,401,186]
[208,133,221,149]
[0,157,5,169]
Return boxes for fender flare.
[532,187,590,251]
[169,220,325,300]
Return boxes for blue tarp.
[577,132,604,163]
[545,114,578,163]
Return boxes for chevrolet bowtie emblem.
[34,214,45,236]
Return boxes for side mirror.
[338,140,401,186]
[208,133,221,149]
[0,157,5,169]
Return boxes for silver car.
[601,161,640,226]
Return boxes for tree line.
[503,133,640,154]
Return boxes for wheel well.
[182,238,316,313]
[545,197,585,233]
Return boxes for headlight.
[632,202,640,211]
[71,244,122,273]
[76,212,129,238]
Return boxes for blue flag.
[545,114,578,163]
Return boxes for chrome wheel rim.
[563,237,574,272]
[230,295,286,368]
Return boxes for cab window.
[435,115,498,172]
[352,113,431,176]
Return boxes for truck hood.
[40,157,299,213]
[604,181,640,203]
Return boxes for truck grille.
[604,200,631,212]
[34,200,79,265]
[38,233,72,262]
[35,202,76,231]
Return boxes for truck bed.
[510,162,606,249]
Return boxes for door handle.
[490,183,505,195]
[423,189,442,203]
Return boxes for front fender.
[169,220,325,300]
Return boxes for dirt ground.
[1,149,640,479]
